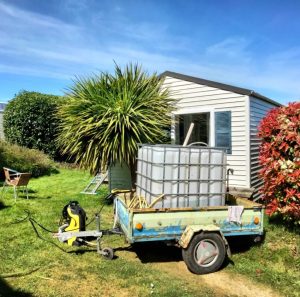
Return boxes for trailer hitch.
[54,213,122,260]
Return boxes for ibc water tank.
[136,144,227,208]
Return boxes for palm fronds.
[57,63,174,175]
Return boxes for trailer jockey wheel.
[182,233,226,274]
[102,247,114,260]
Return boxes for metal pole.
[96,214,101,254]
[183,122,194,146]
[14,186,17,201]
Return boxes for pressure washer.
[58,201,87,246]
[53,200,122,259]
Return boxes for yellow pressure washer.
[59,201,87,246]
[55,200,121,260]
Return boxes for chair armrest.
[3,168,20,175]
[3,167,19,173]
[10,173,20,177]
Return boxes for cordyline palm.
[58,63,174,181]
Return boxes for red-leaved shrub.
[258,102,300,224]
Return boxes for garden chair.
[2,167,31,201]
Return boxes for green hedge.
[3,91,63,159]
[0,141,57,178]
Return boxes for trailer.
[55,194,263,274]
[113,193,264,274]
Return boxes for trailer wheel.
[182,233,226,274]
[102,247,114,260]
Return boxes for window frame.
[172,108,232,154]
[214,110,232,154]
[175,112,211,145]
[173,108,214,146]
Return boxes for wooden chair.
[2,167,31,201]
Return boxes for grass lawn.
[228,219,300,297]
[0,168,299,297]
[0,168,215,297]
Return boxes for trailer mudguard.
[179,225,231,257]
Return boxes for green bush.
[3,91,63,159]
[0,141,57,178]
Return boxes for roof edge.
[160,71,281,107]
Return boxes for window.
[175,113,210,145]
[215,111,232,154]
[174,111,232,153]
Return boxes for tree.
[258,102,300,224]
[57,63,174,181]
[3,91,63,159]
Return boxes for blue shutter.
[215,111,232,154]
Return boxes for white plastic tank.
[136,144,227,208]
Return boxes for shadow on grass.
[224,235,265,268]
[68,249,97,255]
[23,195,52,200]
[63,242,182,263]
[0,278,32,297]
[52,236,265,269]
[227,236,260,254]
[131,242,182,263]
[123,237,265,267]
[1,191,53,200]
[127,237,263,264]
[0,188,46,201]
[67,245,134,260]
[68,248,122,260]
[0,201,11,210]
[27,189,37,194]
[0,187,35,192]
[267,215,300,234]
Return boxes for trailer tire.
[182,232,226,274]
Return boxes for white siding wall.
[249,96,279,199]
[163,76,249,188]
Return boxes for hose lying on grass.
[1,263,57,278]
[1,267,42,278]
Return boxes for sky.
[0,0,300,104]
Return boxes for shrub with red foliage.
[258,102,300,224]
